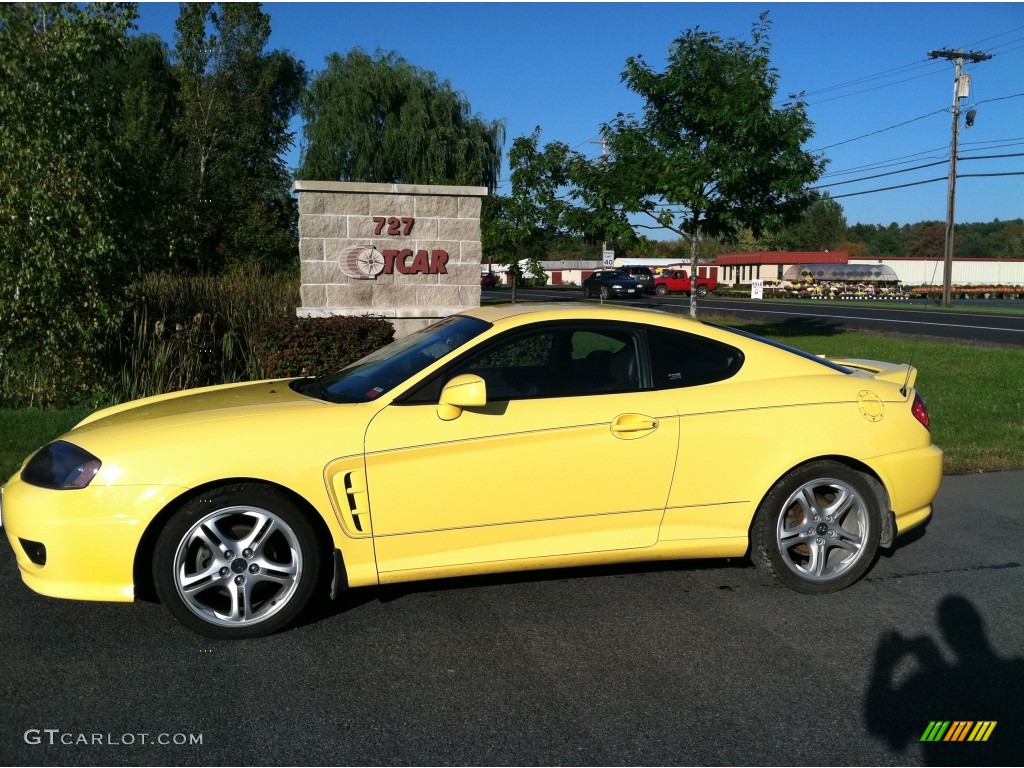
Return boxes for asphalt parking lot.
[2,470,1022,766]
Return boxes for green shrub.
[252,316,395,378]
[115,270,300,401]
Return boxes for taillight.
[911,392,930,430]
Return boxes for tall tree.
[908,222,948,258]
[482,128,635,299]
[298,48,505,190]
[778,195,847,251]
[100,32,181,272]
[173,2,306,271]
[0,3,136,405]
[586,14,824,316]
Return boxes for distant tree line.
[534,208,1024,264]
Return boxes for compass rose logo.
[339,244,386,279]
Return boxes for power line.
[973,92,1024,105]
[828,177,948,199]
[803,68,948,107]
[809,109,948,152]
[799,59,941,98]
[958,151,1024,161]
[958,171,1024,179]
[812,160,949,190]
[820,147,949,178]
[964,24,1024,47]
[814,94,1024,156]
[814,152,1022,190]
[786,25,1024,103]
[961,137,1024,147]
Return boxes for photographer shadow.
[864,594,1023,765]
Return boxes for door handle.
[611,414,659,434]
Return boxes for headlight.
[21,441,102,490]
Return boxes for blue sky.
[134,2,1024,231]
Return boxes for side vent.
[342,469,371,533]
[326,460,373,538]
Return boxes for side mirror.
[437,374,487,421]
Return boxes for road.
[2,471,1022,766]
[492,288,1024,348]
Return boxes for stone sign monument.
[293,180,488,338]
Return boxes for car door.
[362,322,680,578]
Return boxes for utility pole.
[928,48,991,306]
[590,138,613,303]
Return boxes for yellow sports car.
[1,304,942,638]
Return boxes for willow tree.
[585,13,824,317]
[298,49,505,189]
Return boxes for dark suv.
[616,265,656,294]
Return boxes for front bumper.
[1,474,185,602]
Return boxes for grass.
[747,296,1024,316]
[1,325,1021,481]
[746,327,1024,474]
[0,408,91,483]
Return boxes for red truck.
[653,269,718,297]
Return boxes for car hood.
[73,379,323,433]
[54,380,372,488]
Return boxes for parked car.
[582,270,643,299]
[654,269,718,297]
[480,271,499,289]
[2,303,942,638]
[616,265,657,294]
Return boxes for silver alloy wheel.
[172,505,303,628]
[775,477,870,582]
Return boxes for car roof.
[456,303,853,380]
[460,302,696,328]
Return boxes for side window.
[566,328,641,395]
[449,330,557,400]
[648,328,743,389]
[400,323,646,404]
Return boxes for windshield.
[295,315,490,403]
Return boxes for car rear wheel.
[695,284,709,297]
[655,284,668,296]
[751,462,881,593]
[153,484,320,638]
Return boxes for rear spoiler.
[829,358,918,389]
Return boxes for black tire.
[153,484,320,638]
[751,461,881,594]
[695,284,709,298]
[582,285,590,298]
[655,284,668,296]
[600,286,610,300]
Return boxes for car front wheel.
[751,462,881,593]
[600,286,610,299]
[153,484,320,638]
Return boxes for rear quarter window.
[648,328,743,388]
